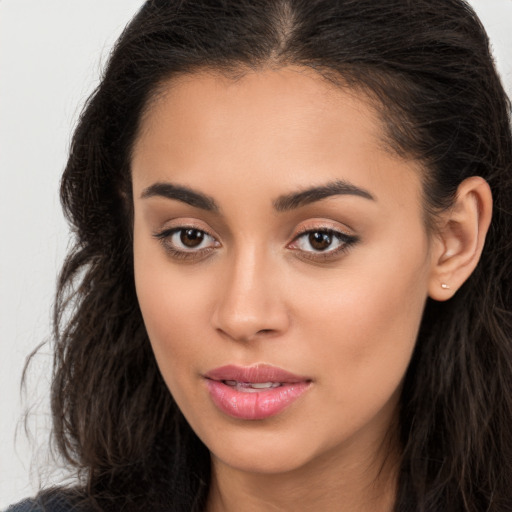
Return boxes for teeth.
[223,380,281,389]
[250,382,279,389]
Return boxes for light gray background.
[1,1,511,508]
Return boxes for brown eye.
[180,229,205,248]
[308,231,333,251]
[288,227,359,261]
[154,226,219,259]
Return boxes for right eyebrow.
[140,182,220,212]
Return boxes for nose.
[211,248,290,342]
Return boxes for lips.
[204,364,311,420]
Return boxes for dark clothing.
[5,499,47,512]
[5,493,83,512]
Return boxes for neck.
[206,435,400,512]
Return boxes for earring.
[441,283,450,290]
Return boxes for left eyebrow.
[273,179,375,212]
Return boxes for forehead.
[135,66,383,155]
[131,66,423,212]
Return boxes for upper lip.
[204,364,311,384]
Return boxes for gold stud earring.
[441,283,450,290]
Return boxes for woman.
[8,0,512,510]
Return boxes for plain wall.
[0,1,145,506]
[1,0,511,507]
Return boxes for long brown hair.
[35,1,512,510]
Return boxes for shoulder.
[5,491,89,512]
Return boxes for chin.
[211,442,315,475]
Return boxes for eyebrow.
[140,182,219,212]
[272,179,375,212]
[140,178,374,213]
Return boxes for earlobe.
[428,176,492,301]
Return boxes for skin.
[131,67,492,511]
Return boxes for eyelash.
[153,225,359,262]
[288,227,359,262]
[153,226,219,261]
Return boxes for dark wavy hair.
[37,0,512,510]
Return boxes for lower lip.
[206,380,311,420]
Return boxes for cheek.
[136,271,207,349]
[133,235,211,392]
[135,273,211,421]
[292,232,429,406]
[300,287,420,402]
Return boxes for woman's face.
[132,67,434,477]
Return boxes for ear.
[428,176,493,301]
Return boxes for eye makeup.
[287,226,359,262]
[153,224,221,262]
[152,218,359,264]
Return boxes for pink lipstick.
[204,364,311,420]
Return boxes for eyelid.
[151,218,358,262]
[152,217,219,240]
[287,221,359,261]
[291,219,356,241]
[152,220,221,260]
